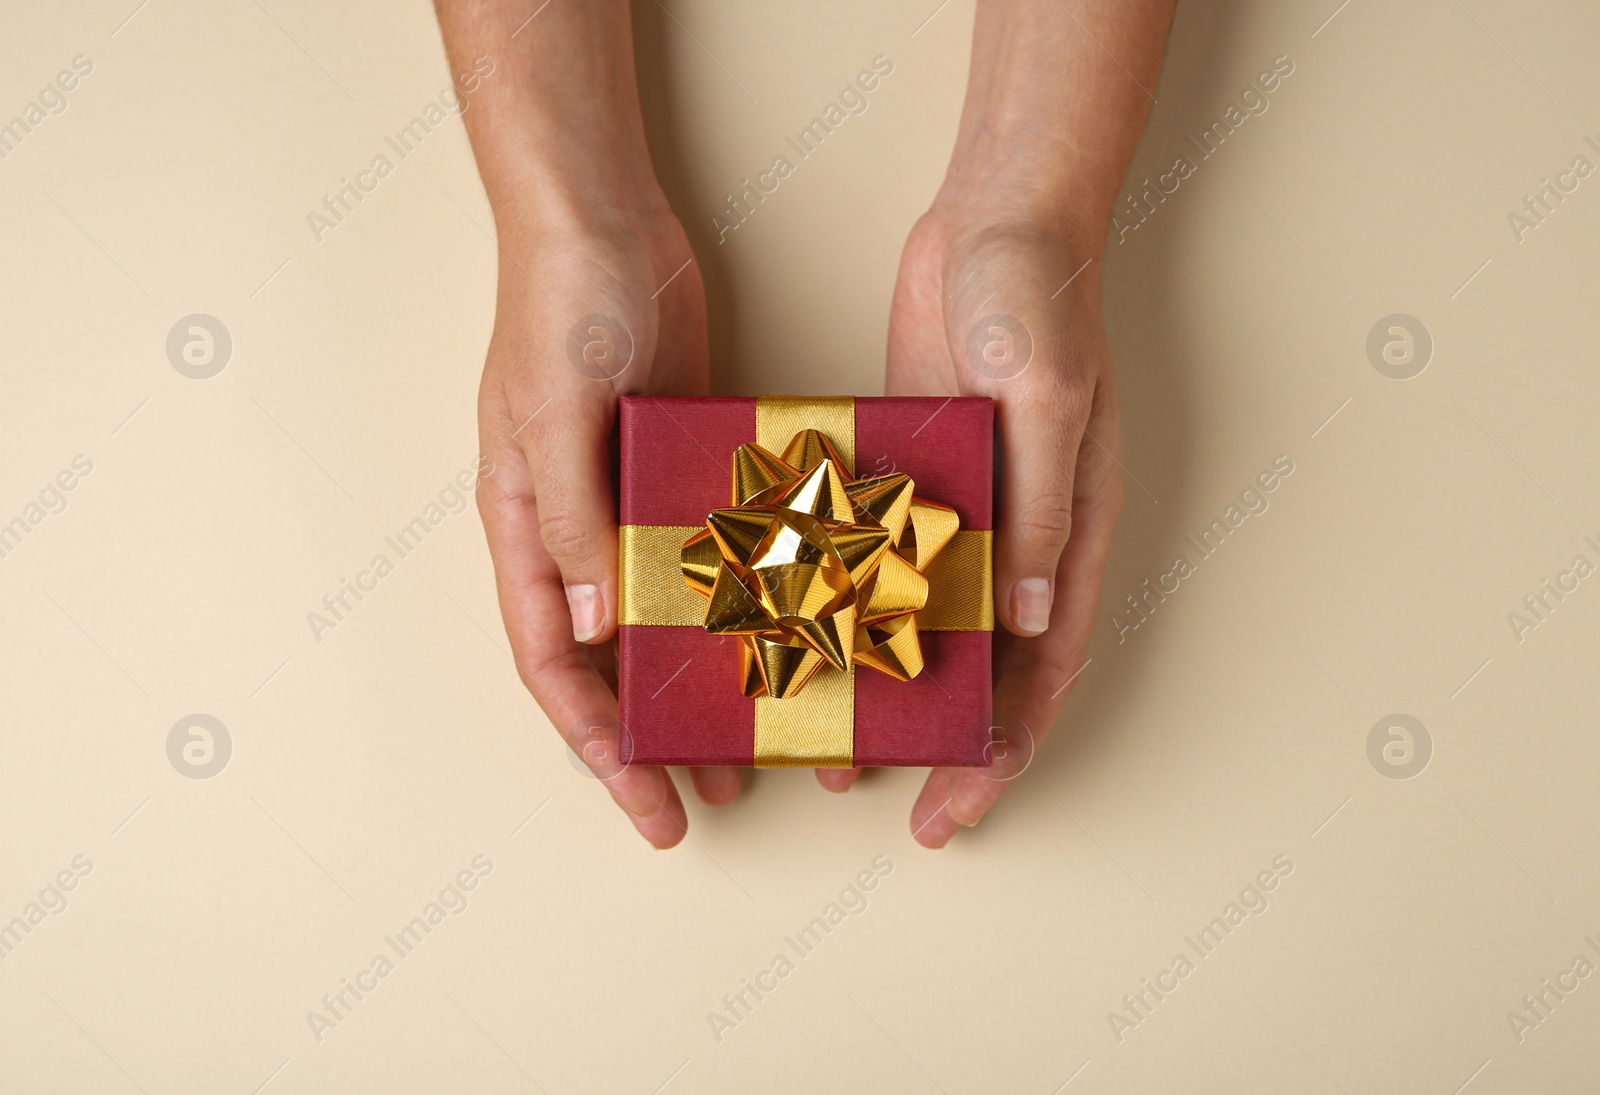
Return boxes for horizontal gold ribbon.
[621,526,993,630]
[619,525,710,626]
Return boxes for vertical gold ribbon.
[752,397,856,768]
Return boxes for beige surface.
[3,0,1598,1091]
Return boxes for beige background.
[2,0,1598,1091]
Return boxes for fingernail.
[566,583,603,641]
[1012,578,1053,634]
[947,801,983,827]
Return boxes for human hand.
[875,206,1123,847]
[436,0,741,847]
[811,0,1171,845]
[476,206,744,849]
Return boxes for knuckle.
[1031,361,1094,415]
[513,644,586,698]
[538,510,596,562]
[1059,375,1096,418]
[475,469,529,521]
[1032,654,1089,697]
[1017,495,1074,545]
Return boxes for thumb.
[521,395,619,644]
[993,370,1089,636]
[938,231,1095,638]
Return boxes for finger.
[567,707,688,847]
[689,766,742,806]
[910,767,960,848]
[478,406,688,848]
[1005,375,1123,731]
[935,705,1040,827]
[992,363,1093,638]
[914,756,1018,841]
[936,734,1027,833]
[515,390,619,647]
[815,767,861,794]
[628,774,696,847]
[914,377,1124,842]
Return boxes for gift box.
[617,396,993,768]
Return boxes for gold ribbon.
[619,397,992,768]
[620,527,993,631]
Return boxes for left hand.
[814,193,1125,848]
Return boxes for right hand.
[475,202,741,847]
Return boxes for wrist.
[482,153,673,248]
[930,151,1113,264]
[931,0,1173,261]
[446,0,669,244]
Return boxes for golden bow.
[679,428,959,700]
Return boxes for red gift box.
[617,396,993,767]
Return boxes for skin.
[435,0,1174,849]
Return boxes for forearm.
[940,0,1176,254]
[433,0,666,236]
